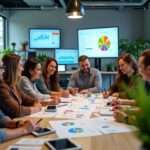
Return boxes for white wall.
[9,9,144,50]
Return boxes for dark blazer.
[0,80,36,118]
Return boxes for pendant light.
[66,0,85,19]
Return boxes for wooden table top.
[0,117,141,150]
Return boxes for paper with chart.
[29,93,112,119]
[49,117,134,138]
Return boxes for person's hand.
[69,88,79,95]
[112,92,119,97]
[102,91,110,99]
[111,98,120,106]
[31,103,42,113]
[80,89,89,94]
[51,95,60,103]
[34,102,42,108]
[61,90,70,98]
[22,120,38,134]
[114,110,128,123]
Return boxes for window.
[0,16,4,50]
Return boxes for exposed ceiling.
[0,0,149,10]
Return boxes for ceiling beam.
[82,0,149,7]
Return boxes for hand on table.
[69,88,79,95]
[79,89,89,94]
[114,110,128,123]
[31,103,42,113]
[21,120,39,134]
[61,90,70,98]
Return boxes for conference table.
[0,94,141,150]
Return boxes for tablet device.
[45,105,57,112]
[32,127,55,136]
[45,138,82,150]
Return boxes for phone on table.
[45,138,82,150]
[45,105,57,112]
[32,127,55,137]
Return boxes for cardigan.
[0,80,36,118]
[18,76,50,100]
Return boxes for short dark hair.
[140,49,150,68]
[78,55,89,62]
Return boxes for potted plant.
[36,54,49,65]
[106,63,113,71]
[119,38,150,59]
[11,42,16,51]
[21,41,28,51]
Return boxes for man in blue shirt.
[68,55,102,94]
[0,110,38,143]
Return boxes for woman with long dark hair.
[36,58,69,97]
[19,57,52,101]
[103,53,141,99]
[0,54,42,118]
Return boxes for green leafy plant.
[0,48,14,58]
[106,63,113,71]
[128,82,150,149]
[119,38,150,59]
[36,54,49,65]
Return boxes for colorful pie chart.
[98,35,111,51]
[68,128,84,133]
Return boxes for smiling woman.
[103,53,142,99]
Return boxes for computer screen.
[29,28,60,49]
[78,27,118,58]
[55,49,78,65]
[58,65,66,72]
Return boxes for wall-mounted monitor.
[78,27,119,58]
[55,49,78,65]
[29,28,60,49]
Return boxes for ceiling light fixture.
[66,0,85,19]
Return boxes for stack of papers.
[7,138,48,150]
[49,117,134,138]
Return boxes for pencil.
[36,118,43,125]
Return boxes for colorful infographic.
[68,128,84,134]
[98,35,111,51]
[78,27,118,58]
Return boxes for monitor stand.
[95,58,101,70]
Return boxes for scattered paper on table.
[15,138,48,146]
[7,145,42,150]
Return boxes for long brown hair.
[117,53,138,82]
[42,58,59,91]
[2,54,21,86]
[140,49,150,68]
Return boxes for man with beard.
[68,55,102,94]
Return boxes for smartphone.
[45,105,57,112]
[45,138,82,150]
[32,127,55,137]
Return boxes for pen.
[35,118,43,125]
